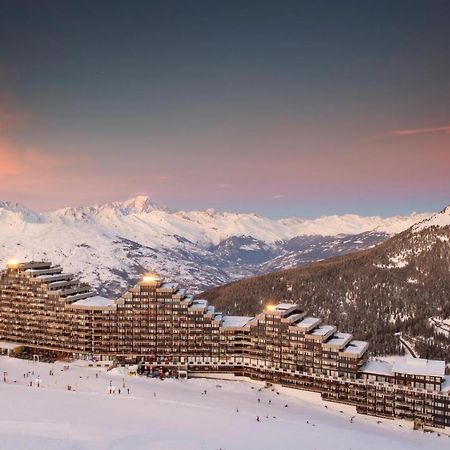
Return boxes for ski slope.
[0,356,448,450]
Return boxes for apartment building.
[0,260,449,428]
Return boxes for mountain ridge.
[0,196,434,295]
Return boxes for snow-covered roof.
[274,303,296,311]
[221,316,253,329]
[72,296,115,308]
[189,299,208,310]
[25,266,62,275]
[324,332,352,348]
[287,313,304,323]
[392,357,446,377]
[361,359,394,376]
[159,282,178,290]
[36,273,72,282]
[341,340,369,357]
[295,317,321,331]
[310,324,336,337]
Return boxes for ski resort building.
[0,260,449,428]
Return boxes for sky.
[0,0,449,218]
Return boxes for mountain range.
[203,206,450,359]
[0,196,430,296]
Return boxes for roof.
[159,282,178,290]
[311,324,335,337]
[287,313,304,323]
[72,296,115,307]
[341,340,369,356]
[221,316,252,329]
[189,299,208,310]
[361,359,394,376]
[392,357,446,377]
[325,332,352,348]
[275,303,296,310]
[296,316,321,330]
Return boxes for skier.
[256,416,260,422]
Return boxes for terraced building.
[0,260,449,428]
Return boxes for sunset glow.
[0,2,448,217]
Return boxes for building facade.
[0,260,449,428]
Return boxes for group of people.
[107,385,130,395]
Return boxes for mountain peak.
[119,196,162,214]
[98,195,166,215]
[0,200,40,222]
[412,205,450,232]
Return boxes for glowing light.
[142,273,162,284]
[265,304,277,312]
[6,259,20,269]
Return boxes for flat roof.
[189,299,208,310]
[341,340,369,357]
[72,296,115,307]
[311,324,335,337]
[287,313,304,323]
[361,359,394,376]
[392,357,446,377]
[325,332,352,347]
[296,316,321,329]
[221,316,253,329]
[159,282,178,290]
[275,303,296,310]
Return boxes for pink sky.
[1,99,449,216]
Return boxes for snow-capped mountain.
[0,196,431,295]
[412,205,450,232]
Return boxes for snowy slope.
[413,206,450,232]
[0,196,432,294]
[0,356,448,450]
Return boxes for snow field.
[0,356,449,450]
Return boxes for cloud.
[271,194,284,199]
[390,125,450,136]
